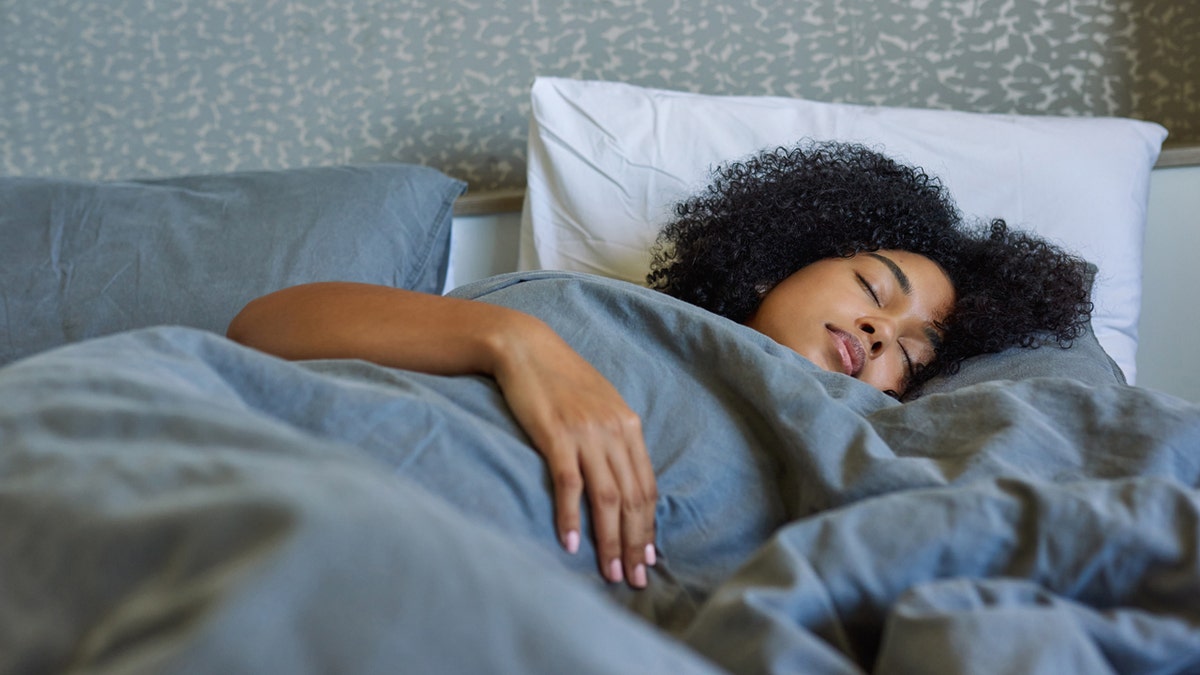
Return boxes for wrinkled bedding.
[1,271,1197,674]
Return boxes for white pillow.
[520,77,1167,383]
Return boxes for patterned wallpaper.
[1,0,1195,191]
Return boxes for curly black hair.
[646,140,1093,387]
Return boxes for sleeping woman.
[226,140,1091,591]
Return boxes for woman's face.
[745,249,955,396]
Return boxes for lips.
[828,326,865,377]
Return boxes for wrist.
[477,308,558,379]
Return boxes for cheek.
[860,356,906,393]
[749,298,809,344]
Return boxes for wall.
[2,0,1195,191]
[1137,164,1200,403]
[4,0,1196,401]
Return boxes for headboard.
[1,0,1196,193]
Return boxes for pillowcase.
[520,76,1167,383]
[0,163,465,367]
[909,264,1125,397]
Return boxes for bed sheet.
[1,272,1198,674]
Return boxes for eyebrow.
[866,252,911,295]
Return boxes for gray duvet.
[1,272,1197,674]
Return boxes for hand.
[492,328,658,589]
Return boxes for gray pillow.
[0,164,465,366]
[907,321,1127,399]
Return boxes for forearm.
[228,281,659,589]
[226,281,545,376]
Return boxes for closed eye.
[900,342,914,378]
[857,273,881,306]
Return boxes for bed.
[2,77,1198,674]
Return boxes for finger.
[604,443,651,589]
[545,448,584,555]
[621,416,658,566]
[579,449,624,584]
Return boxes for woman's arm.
[227,282,658,588]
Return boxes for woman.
[647,141,1090,394]
[227,141,1091,590]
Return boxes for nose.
[857,316,896,357]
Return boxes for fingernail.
[632,564,647,588]
[564,530,580,554]
[644,543,657,566]
[608,558,623,583]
